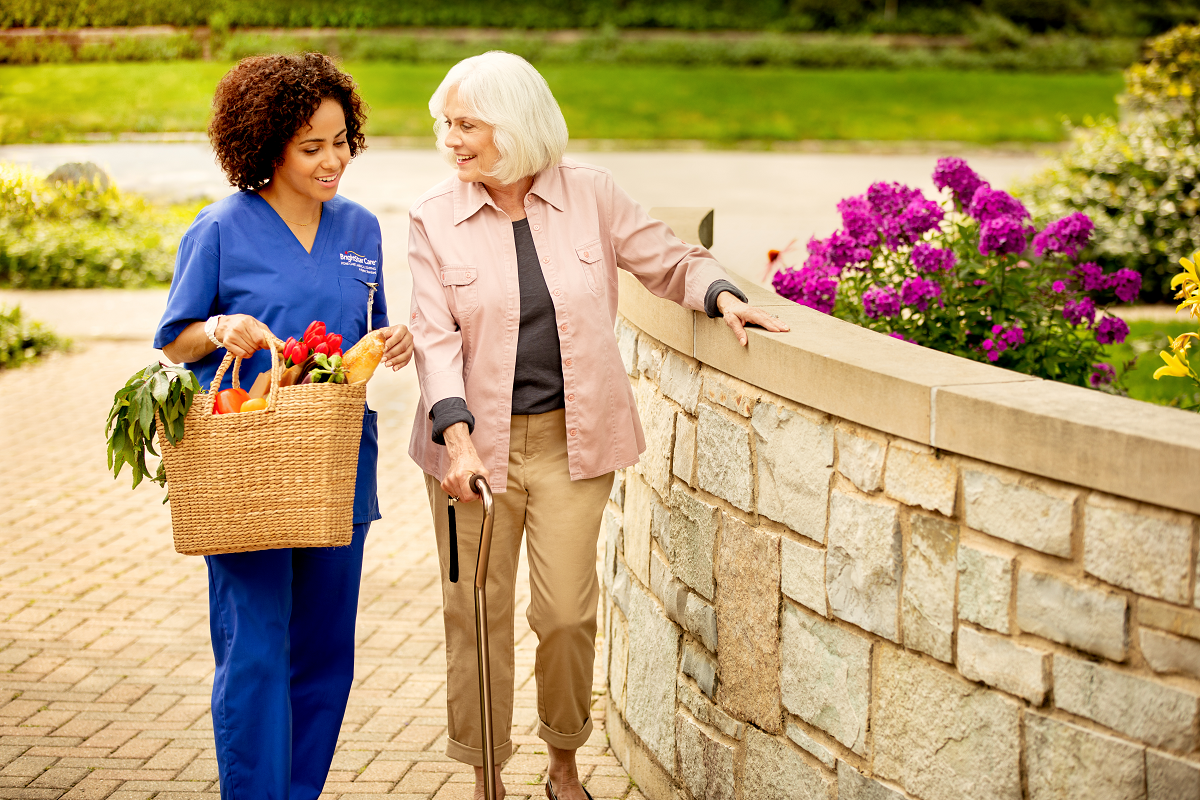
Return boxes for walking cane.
[447,474,498,800]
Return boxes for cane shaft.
[470,475,497,800]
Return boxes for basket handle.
[206,333,285,416]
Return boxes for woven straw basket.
[157,338,366,556]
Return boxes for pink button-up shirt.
[407,158,733,492]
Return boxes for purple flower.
[968,186,1030,224]
[900,276,943,312]
[978,216,1030,256]
[863,286,901,319]
[773,264,838,315]
[911,243,957,274]
[1063,297,1097,326]
[897,196,945,245]
[1032,212,1094,258]
[1052,280,1065,293]
[973,279,988,286]
[1072,262,1109,292]
[1109,269,1142,303]
[1001,326,1026,348]
[1089,362,1116,387]
[1095,316,1129,345]
[932,158,988,208]
[838,196,880,247]
[866,181,923,218]
[889,332,913,343]
[825,230,874,271]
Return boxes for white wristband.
[204,315,224,348]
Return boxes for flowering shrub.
[1018,25,1200,303]
[1152,250,1200,408]
[771,157,1140,389]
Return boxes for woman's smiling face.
[442,85,502,186]
[271,97,350,201]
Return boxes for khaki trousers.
[425,409,614,767]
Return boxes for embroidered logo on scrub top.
[340,250,379,276]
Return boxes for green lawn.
[0,62,1123,144]
[1103,319,1200,410]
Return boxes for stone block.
[673,413,696,484]
[676,713,735,800]
[884,441,957,516]
[963,468,1075,557]
[1025,712,1146,800]
[681,639,717,699]
[741,727,837,800]
[610,467,626,507]
[786,721,836,769]
[1055,653,1199,751]
[716,514,782,732]
[603,505,622,591]
[1147,749,1200,800]
[1140,597,1200,641]
[637,335,662,380]
[684,593,718,653]
[650,490,670,553]
[649,547,673,608]
[623,475,654,587]
[957,542,1012,634]
[617,317,639,377]
[1084,494,1193,604]
[701,370,758,417]
[696,405,752,512]
[677,677,744,740]
[1141,628,1200,680]
[612,562,632,616]
[659,350,702,414]
[835,426,886,494]
[837,761,905,800]
[956,626,1049,705]
[781,603,871,755]
[636,377,675,497]
[1016,570,1127,661]
[753,402,835,542]
[826,491,902,641]
[902,514,957,662]
[874,646,1021,800]
[608,606,629,713]
[624,581,681,771]
[668,486,717,600]
[782,537,826,615]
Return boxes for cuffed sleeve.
[704,279,747,318]
[430,397,475,445]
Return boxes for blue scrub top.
[154,191,388,525]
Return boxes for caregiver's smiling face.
[442,85,503,188]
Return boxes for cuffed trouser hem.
[538,717,593,750]
[446,735,514,768]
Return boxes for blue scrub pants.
[204,523,369,800]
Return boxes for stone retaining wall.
[601,266,1200,800]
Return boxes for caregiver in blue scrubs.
[154,53,414,800]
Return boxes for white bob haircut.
[429,51,569,186]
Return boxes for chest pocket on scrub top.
[338,275,378,338]
[575,239,604,295]
[440,266,479,321]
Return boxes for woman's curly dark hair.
[209,52,368,191]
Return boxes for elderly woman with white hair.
[407,51,787,800]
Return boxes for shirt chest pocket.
[575,239,605,295]
[440,266,479,319]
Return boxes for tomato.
[239,398,268,413]
[214,388,251,415]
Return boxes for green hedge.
[0,28,1144,72]
[2,0,1198,36]
[0,304,68,369]
[0,162,200,289]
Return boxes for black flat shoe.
[546,778,594,800]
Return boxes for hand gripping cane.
[447,474,498,800]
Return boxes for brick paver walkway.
[0,334,637,799]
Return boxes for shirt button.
[552,289,561,297]
[583,251,590,258]
[559,323,567,333]
[564,359,573,367]
[567,393,575,401]
[570,429,577,436]
[542,256,550,264]
[533,224,541,231]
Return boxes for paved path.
[0,314,634,796]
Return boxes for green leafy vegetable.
[105,362,200,493]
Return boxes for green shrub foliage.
[0,162,199,289]
[1019,25,1200,302]
[0,304,68,369]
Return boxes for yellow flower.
[1170,332,1200,353]
[1174,251,1200,319]
[1153,350,1192,380]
